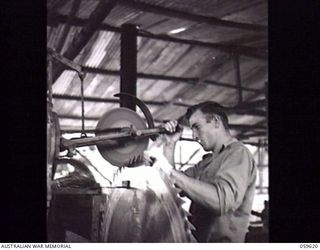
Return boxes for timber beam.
[55,0,82,53]
[120,24,138,111]
[53,94,266,117]
[48,15,267,59]
[117,0,267,33]
[49,0,267,32]
[82,66,261,93]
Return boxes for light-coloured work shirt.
[184,139,257,242]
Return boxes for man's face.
[189,110,217,151]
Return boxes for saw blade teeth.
[176,193,183,199]
[156,166,197,242]
[177,197,185,205]
[186,221,196,231]
[172,187,181,196]
[184,210,192,217]
[131,156,135,165]
[129,156,135,166]
[174,186,183,193]
[181,209,188,217]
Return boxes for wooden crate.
[48,191,107,242]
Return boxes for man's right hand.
[161,120,183,167]
[163,120,182,145]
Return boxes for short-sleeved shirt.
[184,139,257,242]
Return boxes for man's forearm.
[163,142,176,167]
[171,169,221,215]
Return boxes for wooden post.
[120,24,138,111]
[233,54,243,104]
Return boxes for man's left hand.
[144,148,174,175]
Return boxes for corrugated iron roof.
[47,0,268,144]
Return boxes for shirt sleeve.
[210,146,256,215]
[184,164,199,178]
[183,153,213,178]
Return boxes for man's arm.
[170,146,256,215]
[163,141,177,167]
[171,170,222,215]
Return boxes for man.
[152,101,257,242]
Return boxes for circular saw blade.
[99,167,194,242]
[95,108,149,167]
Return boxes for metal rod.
[47,47,82,73]
[61,126,165,148]
[82,66,261,93]
[61,131,131,148]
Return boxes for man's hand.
[162,120,182,146]
[144,148,174,175]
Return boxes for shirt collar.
[219,137,238,153]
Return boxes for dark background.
[0,0,319,242]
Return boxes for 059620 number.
[300,244,318,248]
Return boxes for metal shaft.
[61,126,167,149]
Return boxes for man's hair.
[184,101,229,130]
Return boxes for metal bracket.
[114,93,158,140]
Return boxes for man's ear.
[213,115,220,128]
[214,120,219,128]
[206,114,220,128]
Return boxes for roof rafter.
[82,67,261,93]
[117,0,268,32]
[52,0,117,83]
[53,94,266,117]
[55,0,82,53]
[48,14,267,59]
